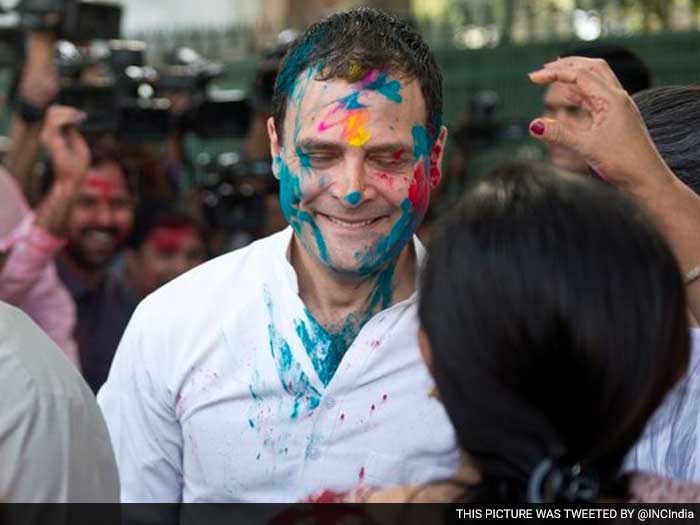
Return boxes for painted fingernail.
[530,121,545,136]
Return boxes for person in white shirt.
[0,301,118,502]
[98,7,459,502]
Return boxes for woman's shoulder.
[628,472,700,503]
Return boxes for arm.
[528,58,700,324]
[97,301,184,502]
[5,31,59,202]
[0,106,88,303]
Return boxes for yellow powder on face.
[348,63,365,82]
[345,110,370,146]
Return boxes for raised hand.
[528,56,672,193]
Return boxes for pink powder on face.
[392,147,406,161]
[86,177,118,201]
[408,160,430,215]
[429,143,442,186]
[149,225,196,253]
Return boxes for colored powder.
[359,467,366,482]
[358,199,413,274]
[248,418,255,429]
[264,289,322,419]
[275,29,324,96]
[360,71,402,103]
[345,191,362,206]
[345,110,371,146]
[382,394,388,401]
[295,310,360,387]
[277,155,330,265]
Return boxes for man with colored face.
[99,8,459,502]
[122,207,208,299]
[55,141,138,393]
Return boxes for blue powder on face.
[412,124,431,161]
[275,28,325,97]
[345,191,362,206]
[359,199,413,275]
[277,155,330,265]
[363,72,403,104]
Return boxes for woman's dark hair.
[634,86,700,195]
[419,161,689,502]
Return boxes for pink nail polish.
[530,121,545,136]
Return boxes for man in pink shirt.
[0,106,91,368]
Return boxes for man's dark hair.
[89,141,136,197]
[127,203,205,251]
[563,44,651,94]
[420,161,688,503]
[271,7,443,142]
[634,85,700,195]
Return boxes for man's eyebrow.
[364,143,412,155]
[297,139,343,151]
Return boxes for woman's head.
[419,161,689,501]
[634,86,700,195]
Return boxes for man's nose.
[94,202,115,226]
[340,158,367,207]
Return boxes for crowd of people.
[1,6,700,511]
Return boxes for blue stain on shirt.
[345,191,362,206]
[263,289,322,420]
[294,265,395,387]
[295,312,357,387]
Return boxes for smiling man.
[98,7,459,502]
[55,142,137,392]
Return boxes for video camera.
[156,47,251,139]
[7,0,122,41]
[197,152,277,234]
[54,41,251,141]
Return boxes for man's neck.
[291,236,417,330]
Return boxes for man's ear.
[267,117,282,179]
[429,125,448,188]
[418,326,434,374]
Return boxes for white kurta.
[626,328,700,481]
[98,228,459,502]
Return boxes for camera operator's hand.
[40,105,90,187]
[34,106,90,237]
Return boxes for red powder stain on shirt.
[382,394,388,402]
[359,467,366,482]
[307,489,349,503]
[370,340,381,349]
[340,413,345,421]
[370,404,376,412]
